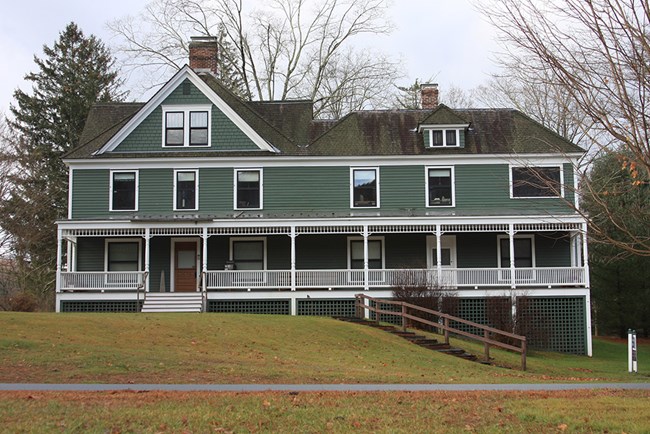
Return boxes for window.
[498,236,535,268]
[105,240,141,273]
[427,129,460,147]
[351,168,379,208]
[110,171,137,211]
[162,105,211,147]
[511,166,562,198]
[174,170,198,210]
[426,167,454,207]
[349,238,384,270]
[235,169,262,209]
[231,238,266,270]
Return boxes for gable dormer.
[418,104,470,148]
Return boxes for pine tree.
[0,23,124,308]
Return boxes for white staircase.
[141,292,204,313]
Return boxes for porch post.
[582,222,590,288]
[435,225,442,287]
[508,224,516,289]
[144,228,151,292]
[55,228,63,294]
[290,226,296,292]
[201,227,208,293]
[363,225,369,291]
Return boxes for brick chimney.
[420,83,439,109]
[189,36,219,76]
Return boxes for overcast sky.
[0,0,500,115]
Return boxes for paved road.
[0,383,648,392]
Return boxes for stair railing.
[355,294,527,371]
[136,271,149,312]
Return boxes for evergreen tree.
[0,23,124,308]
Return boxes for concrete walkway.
[0,383,648,392]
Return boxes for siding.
[264,166,349,211]
[76,238,104,271]
[113,79,259,153]
[149,237,171,292]
[72,169,109,218]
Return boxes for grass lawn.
[1,312,648,384]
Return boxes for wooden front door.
[174,241,197,292]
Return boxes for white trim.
[347,236,386,269]
[67,168,73,220]
[229,236,268,270]
[418,123,470,131]
[109,170,139,212]
[173,169,199,211]
[350,167,380,209]
[234,168,263,211]
[423,127,466,148]
[425,166,455,207]
[426,235,457,268]
[170,237,201,292]
[161,104,212,148]
[509,164,565,199]
[66,153,583,170]
[104,238,143,272]
[496,234,536,268]
[95,66,278,154]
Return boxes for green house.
[57,38,591,355]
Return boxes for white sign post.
[628,329,638,373]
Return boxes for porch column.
[508,224,516,289]
[435,225,442,287]
[201,227,208,293]
[55,228,63,294]
[290,226,297,292]
[144,228,151,292]
[363,225,370,291]
[582,222,590,288]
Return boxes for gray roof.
[67,77,584,160]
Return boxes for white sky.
[0,0,500,115]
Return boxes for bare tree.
[109,0,401,118]
[477,0,650,255]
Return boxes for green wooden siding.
[71,163,577,218]
[113,79,259,153]
[149,237,170,292]
[295,235,348,269]
[456,233,499,268]
[76,238,104,271]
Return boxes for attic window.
[162,105,211,147]
[428,129,460,147]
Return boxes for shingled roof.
[66,74,583,160]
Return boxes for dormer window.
[162,105,211,147]
[428,128,461,147]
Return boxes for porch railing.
[59,271,146,292]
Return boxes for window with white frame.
[105,240,141,272]
[162,105,211,147]
[426,167,454,206]
[351,168,379,208]
[498,235,535,268]
[174,170,198,210]
[110,171,138,211]
[230,238,266,270]
[427,128,461,147]
[348,238,384,270]
[235,169,262,209]
[511,166,562,198]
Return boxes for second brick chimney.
[189,36,219,76]
[420,83,439,109]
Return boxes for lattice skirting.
[297,299,356,317]
[207,299,291,315]
[60,300,143,313]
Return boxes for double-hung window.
[110,171,138,211]
[235,169,262,209]
[511,166,563,198]
[498,235,535,268]
[174,170,198,211]
[351,168,379,208]
[428,128,461,147]
[426,167,454,207]
[162,105,211,147]
[349,239,384,270]
[231,239,266,270]
[105,239,141,284]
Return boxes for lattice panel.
[62,228,145,237]
[208,227,291,235]
[516,296,586,354]
[297,299,356,317]
[207,299,290,314]
[369,299,402,325]
[60,300,142,312]
[449,298,488,336]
